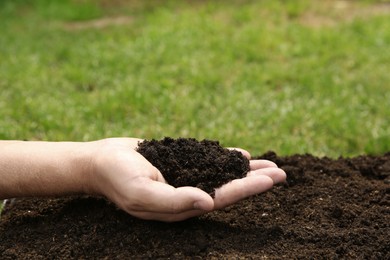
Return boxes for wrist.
[76,141,101,196]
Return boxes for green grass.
[0,0,389,158]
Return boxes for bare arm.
[0,141,92,198]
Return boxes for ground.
[1,152,389,259]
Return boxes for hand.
[88,138,286,222]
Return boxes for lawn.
[0,0,389,158]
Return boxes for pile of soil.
[136,137,250,196]
[1,152,389,259]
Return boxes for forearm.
[0,141,93,199]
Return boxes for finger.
[127,178,214,214]
[247,167,286,184]
[249,159,278,170]
[128,208,208,222]
[227,147,251,160]
[213,175,274,210]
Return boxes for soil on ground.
[136,137,250,196]
[1,151,389,259]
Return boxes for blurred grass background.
[0,0,389,157]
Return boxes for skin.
[0,138,286,222]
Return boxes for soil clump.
[0,152,389,259]
[136,137,250,196]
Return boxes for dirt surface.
[1,152,389,259]
[137,137,250,196]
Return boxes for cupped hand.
[89,138,286,222]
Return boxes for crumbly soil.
[136,137,250,196]
[1,152,389,259]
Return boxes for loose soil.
[1,152,389,259]
[136,137,250,196]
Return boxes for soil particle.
[136,137,250,196]
[1,152,389,259]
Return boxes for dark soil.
[1,152,389,259]
[136,137,250,196]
